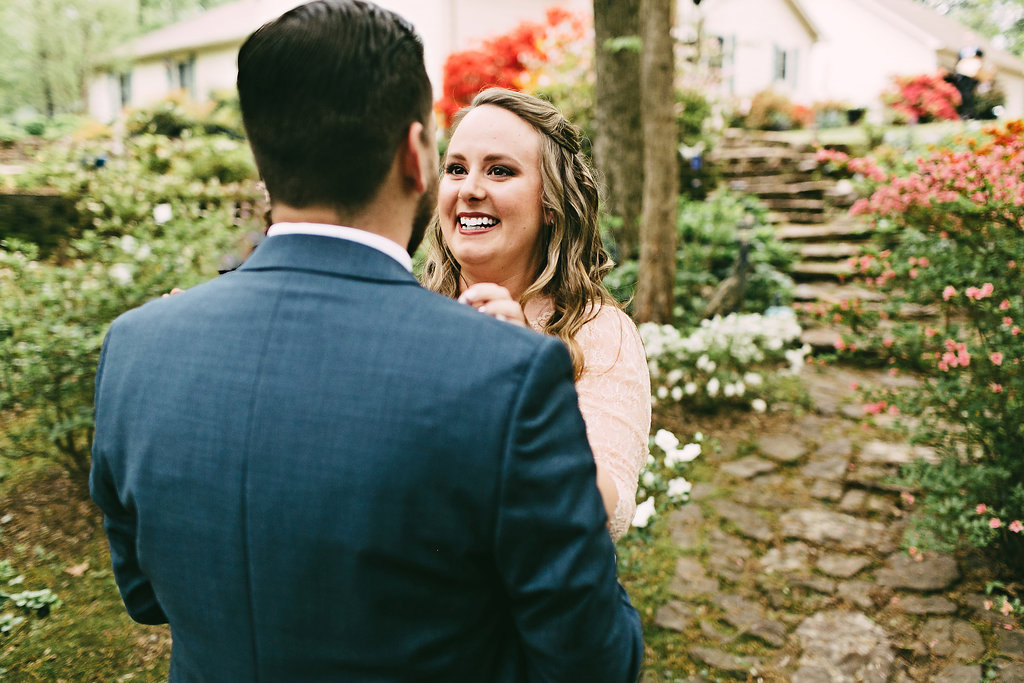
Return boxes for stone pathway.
[647,365,1023,682]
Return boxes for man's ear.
[401,121,434,194]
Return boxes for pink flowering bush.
[820,120,1024,563]
[883,72,961,123]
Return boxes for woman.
[423,88,650,540]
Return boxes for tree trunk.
[592,0,644,261]
[635,0,678,323]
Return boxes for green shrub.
[1,136,260,476]
[607,191,795,329]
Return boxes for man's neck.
[269,203,413,251]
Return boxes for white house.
[91,0,1024,123]
[683,0,1024,118]
[88,0,590,123]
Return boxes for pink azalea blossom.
[942,285,956,300]
[977,503,988,514]
[1001,601,1014,616]
[985,599,994,610]
[1000,299,1011,311]
[992,383,1004,393]
[991,352,1004,366]
[990,517,1002,529]
[1010,520,1024,533]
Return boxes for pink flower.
[1000,299,1011,311]
[977,503,988,514]
[1001,601,1014,616]
[883,337,894,348]
[980,282,994,298]
[990,517,1002,529]
[991,352,1004,366]
[1010,520,1023,533]
[918,257,930,267]
[1005,317,1015,326]
[992,383,1003,393]
[925,327,938,338]
[985,599,994,610]
[909,268,919,279]
[834,337,846,351]
[943,286,956,300]
[901,491,915,505]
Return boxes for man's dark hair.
[237,0,433,214]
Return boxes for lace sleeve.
[573,306,652,541]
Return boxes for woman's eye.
[445,163,466,175]
[490,166,514,177]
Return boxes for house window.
[773,46,788,83]
[118,72,132,108]
[773,45,800,87]
[167,55,197,97]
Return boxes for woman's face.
[438,104,546,290]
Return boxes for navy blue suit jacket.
[90,234,643,682]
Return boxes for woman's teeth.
[459,216,498,230]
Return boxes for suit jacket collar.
[237,234,420,286]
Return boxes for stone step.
[726,173,811,187]
[792,260,853,278]
[769,211,830,225]
[760,197,827,211]
[708,146,811,162]
[736,180,832,196]
[799,242,865,259]
[775,221,873,241]
[792,282,886,303]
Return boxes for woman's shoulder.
[579,301,642,342]
[576,301,647,369]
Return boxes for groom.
[89,1,643,680]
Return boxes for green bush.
[607,191,795,330]
[1,136,260,476]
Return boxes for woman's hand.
[458,283,528,327]
[161,288,185,298]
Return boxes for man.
[89,1,643,681]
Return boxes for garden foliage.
[606,191,795,329]
[883,72,962,124]
[0,124,261,475]
[819,120,1024,561]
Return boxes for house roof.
[853,0,1024,76]
[109,0,304,61]
[783,0,821,42]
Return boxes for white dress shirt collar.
[266,222,412,272]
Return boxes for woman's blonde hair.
[422,88,617,379]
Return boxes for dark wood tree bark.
[635,0,678,323]
[592,0,643,261]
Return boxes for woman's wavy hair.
[422,88,618,379]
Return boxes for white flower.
[153,203,173,225]
[735,381,746,396]
[109,264,132,285]
[667,477,692,499]
[724,382,736,398]
[670,386,683,401]
[653,429,679,453]
[743,372,763,387]
[707,377,720,397]
[666,369,684,385]
[656,386,669,400]
[684,382,697,395]
[752,398,767,413]
[632,497,657,528]
[119,235,138,254]
[665,442,701,467]
[136,244,152,260]
[694,431,704,442]
[642,471,657,487]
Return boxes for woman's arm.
[573,306,652,541]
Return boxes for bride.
[423,88,651,540]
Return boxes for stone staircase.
[708,130,881,347]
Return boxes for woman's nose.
[459,171,486,201]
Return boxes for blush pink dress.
[526,297,652,541]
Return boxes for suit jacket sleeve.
[493,339,643,682]
[89,327,168,625]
